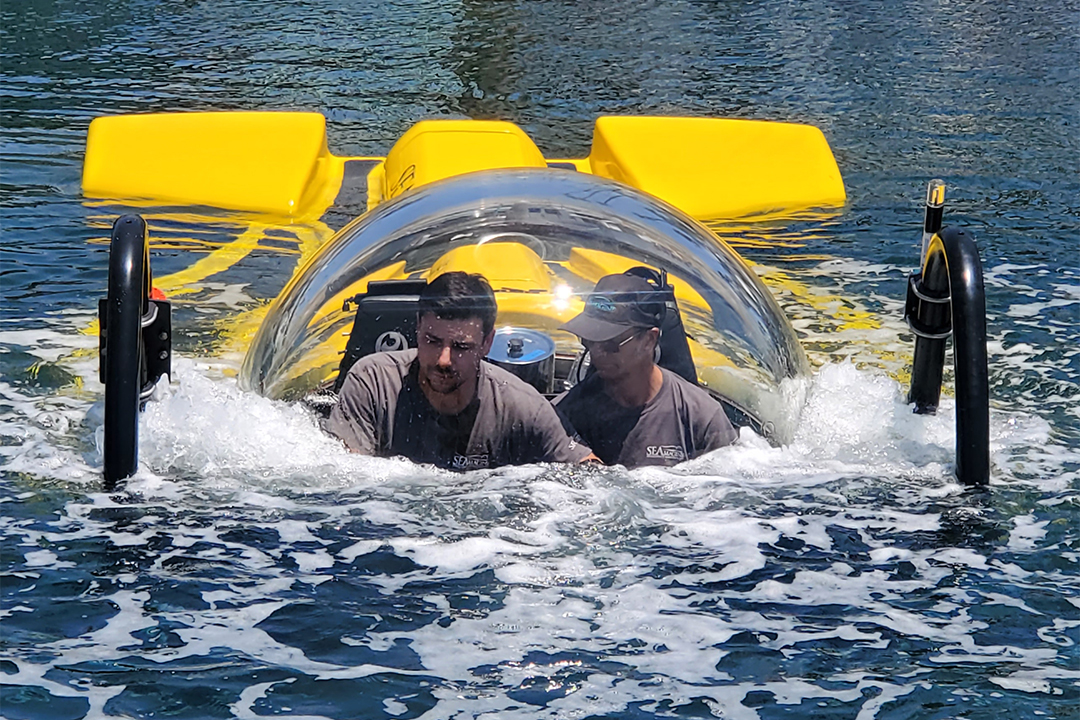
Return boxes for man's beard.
[423,365,464,395]
[589,356,623,381]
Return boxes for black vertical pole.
[103,214,148,487]
[909,181,949,413]
[920,179,946,264]
[907,262,951,413]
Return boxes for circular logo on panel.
[375,330,408,353]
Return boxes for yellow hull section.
[83,112,845,223]
[83,112,345,219]
[79,112,880,389]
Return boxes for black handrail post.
[905,226,990,486]
[939,227,990,485]
[102,214,149,487]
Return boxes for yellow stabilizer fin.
[585,116,846,220]
[381,120,547,201]
[83,112,345,218]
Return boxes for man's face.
[584,327,658,382]
[416,313,494,415]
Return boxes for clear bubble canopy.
[241,169,810,440]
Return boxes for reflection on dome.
[240,169,809,440]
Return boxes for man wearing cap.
[325,271,594,470]
[555,272,737,467]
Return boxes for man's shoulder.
[554,372,604,410]
[658,368,737,449]
[339,349,417,401]
[660,368,723,409]
[481,361,550,407]
[349,349,417,377]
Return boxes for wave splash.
[0,327,1075,718]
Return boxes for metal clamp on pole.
[904,272,953,341]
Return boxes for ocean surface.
[1,0,1078,718]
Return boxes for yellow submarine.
[83,111,989,487]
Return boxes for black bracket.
[99,297,172,401]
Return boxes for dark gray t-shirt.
[555,367,736,467]
[325,349,591,470]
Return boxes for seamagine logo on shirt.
[646,445,686,462]
[453,454,490,470]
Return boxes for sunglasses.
[582,330,642,355]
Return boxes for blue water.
[2,1,1078,718]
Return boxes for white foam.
[21,549,75,569]
[1008,514,1049,551]
[1,294,1077,718]
[137,358,430,492]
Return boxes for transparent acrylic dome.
[240,169,810,440]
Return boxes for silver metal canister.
[485,327,556,394]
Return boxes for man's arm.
[696,400,738,455]
[529,399,595,464]
[324,366,382,454]
[552,384,602,463]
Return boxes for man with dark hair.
[555,272,736,467]
[418,271,498,340]
[326,271,593,470]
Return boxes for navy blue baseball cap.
[560,274,666,342]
